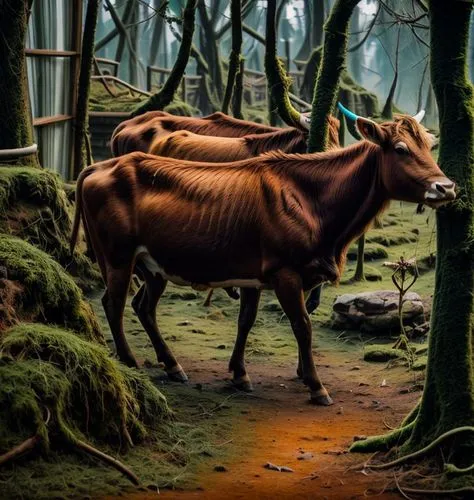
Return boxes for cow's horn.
[337,102,358,122]
[298,112,311,130]
[412,109,425,123]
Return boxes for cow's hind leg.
[103,265,138,368]
[228,288,261,392]
[133,264,187,382]
[272,269,333,406]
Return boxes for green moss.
[0,324,171,450]
[0,236,102,341]
[364,266,383,282]
[163,98,198,116]
[363,346,406,362]
[347,243,388,261]
[0,166,100,290]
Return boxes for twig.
[74,439,139,485]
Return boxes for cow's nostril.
[435,183,447,194]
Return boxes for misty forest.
[0,0,473,498]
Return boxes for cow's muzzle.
[424,179,456,207]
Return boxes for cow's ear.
[356,117,385,146]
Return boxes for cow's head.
[338,103,456,208]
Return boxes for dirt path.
[119,346,419,499]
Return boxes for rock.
[297,452,314,460]
[214,465,228,472]
[177,320,192,326]
[331,290,426,334]
[262,300,282,312]
[280,466,294,473]
[264,462,281,471]
[216,344,226,350]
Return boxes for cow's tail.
[70,165,97,258]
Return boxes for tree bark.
[73,0,100,178]
[406,0,474,454]
[222,0,242,115]
[0,0,39,166]
[132,0,197,116]
[232,58,245,119]
[352,0,474,466]
[307,0,361,153]
[265,0,302,128]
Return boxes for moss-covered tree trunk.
[265,0,302,128]
[232,58,244,119]
[307,0,361,153]
[222,0,242,115]
[352,0,474,469]
[132,0,197,116]
[73,0,100,179]
[0,0,39,166]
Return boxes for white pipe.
[0,144,38,159]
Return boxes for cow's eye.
[395,141,409,155]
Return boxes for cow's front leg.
[271,269,333,406]
[228,288,261,391]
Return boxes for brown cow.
[148,118,341,162]
[72,114,455,405]
[111,111,282,156]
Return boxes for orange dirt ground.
[114,347,420,499]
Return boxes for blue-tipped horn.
[337,102,358,122]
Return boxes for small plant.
[383,256,418,367]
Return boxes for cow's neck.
[289,141,388,278]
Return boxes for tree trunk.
[198,0,224,102]
[307,0,361,153]
[73,0,100,178]
[311,0,325,48]
[0,0,39,166]
[352,0,474,469]
[265,0,302,128]
[222,0,242,115]
[232,58,245,119]
[132,0,197,116]
[352,235,365,282]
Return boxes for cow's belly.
[135,246,266,289]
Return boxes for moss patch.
[0,236,101,341]
[347,243,389,261]
[0,166,100,290]
[0,324,171,449]
[363,346,406,362]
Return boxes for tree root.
[74,439,139,485]
[364,426,474,470]
[0,408,51,468]
[0,435,41,467]
[399,484,474,497]
[444,462,474,476]
[350,421,415,453]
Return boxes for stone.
[331,290,426,335]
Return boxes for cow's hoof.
[310,390,333,406]
[232,375,254,392]
[166,364,188,383]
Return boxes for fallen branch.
[74,439,140,485]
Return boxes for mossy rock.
[412,355,427,371]
[0,323,171,452]
[365,266,383,282]
[0,235,101,341]
[0,166,100,290]
[347,243,389,262]
[363,346,406,362]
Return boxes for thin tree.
[222,0,243,115]
[352,1,474,492]
[265,0,305,129]
[73,0,100,178]
[307,0,361,153]
[0,0,39,166]
[132,0,197,116]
